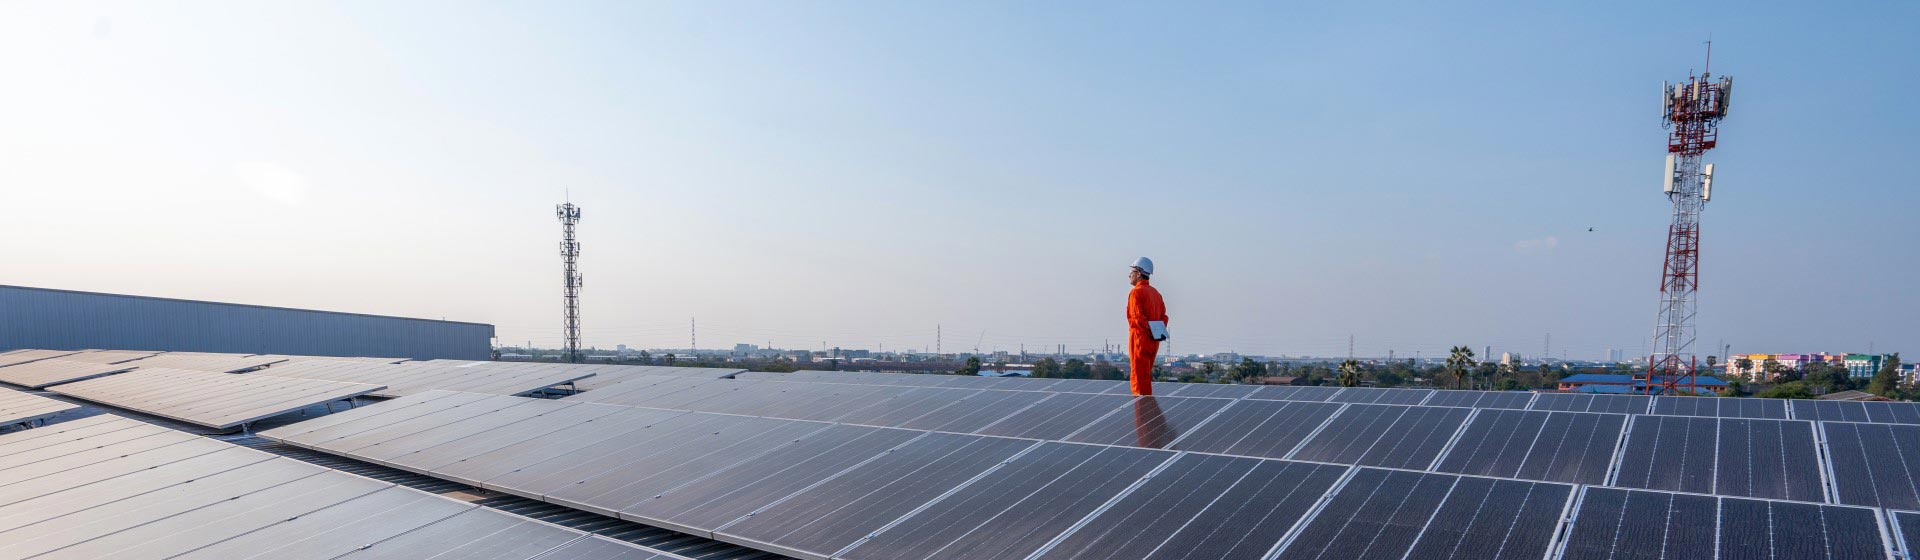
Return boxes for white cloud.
[1514,236,1559,253]
[233,162,310,205]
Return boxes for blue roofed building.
[1557,373,1728,395]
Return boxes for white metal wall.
[0,285,494,360]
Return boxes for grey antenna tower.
[557,201,584,363]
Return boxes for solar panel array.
[264,385,1909,560]
[116,353,289,373]
[41,350,160,365]
[416,361,745,391]
[0,415,688,560]
[0,386,78,428]
[250,360,594,398]
[0,359,139,389]
[47,368,384,429]
[0,350,79,369]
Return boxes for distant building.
[1904,363,1918,386]
[1607,349,1625,363]
[1845,354,1887,379]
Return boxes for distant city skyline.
[2,3,1914,360]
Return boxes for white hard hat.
[1129,257,1154,275]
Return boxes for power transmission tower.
[1647,45,1733,395]
[556,201,583,363]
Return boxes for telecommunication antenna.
[1646,44,1733,395]
[556,201,584,363]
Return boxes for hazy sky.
[2,2,1914,360]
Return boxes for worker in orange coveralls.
[1125,257,1168,396]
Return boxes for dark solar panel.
[1166,383,1260,399]
[895,389,1050,433]
[1795,400,1871,423]
[1610,415,1719,494]
[714,433,1036,560]
[1062,396,1230,448]
[1275,469,1566,560]
[1529,393,1651,414]
[1421,390,1534,410]
[974,393,1135,441]
[838,443,1173,560]
[621,424,922,534]
[1824,421,1920,509]
[1172,400,1343,459]
[1561,487,1887,560]
[1400,476,1571,560]
[1435,409,1624,485]
[828,387,978,427]
[1894,511,1920,559]
[1653,395,1789,419]
[1035,455,1345,560]
[1290,404,1471,469]
[1247,385,1343,402]
[1864,401,1920,424]
[1713,418,1824,501]
[1328,387,1435,405]
[537,419,829,519]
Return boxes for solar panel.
[1328,387,1435,405]
[1273,469,1572,560]
[1890,511,1920,560]
[836,442,1174,560]
[1612,416,1824,501]
[621,425,923,535]
[1797,400,1920,425]
[0,349,80,369]
[253,360,591,398]
[1061,396,1231,448]
[0,415,682,560]
[1166,383,1262,399]
[1421,389,1534,409]
[1558,487,1887,560]
[0,386,79,428]
[1171,399,1343,459]
[1823,421,1920,509]
[974,392,1134,440]
[529,418,830,519]
[1435,409,1625,485]
[45,367,384,429]
[118,353,287,373]
[1246,385,1344,402]
[1653,395,1789,419]
[713,432,1037,559]
[894,389,1051,433]
[827,386,980,427]
[1530,393,1652,414]
[1289,404,1472,469]
[47,350,159,365]
[0,359,138,389]
[1034,455,1346,560]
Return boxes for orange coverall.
[1126,278,1168,396]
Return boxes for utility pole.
[690,317,696,353]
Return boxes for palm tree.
[1337,359,1362,388]
[1735,357,1754,380]
[1446,346,1477,390]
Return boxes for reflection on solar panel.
[1060,396,1229,448]
[1529,393,1652,414]
[1796,399,1920,425]
[1611,416,1824,501]
[0,349,79,368]
[1558,487,1887,560]
[47,367,384,429]
[1652,395,1789,419]
[1290,404,1472,469]
[1422,389,1535,409]
[253,360,591,397]
[1436,409,1625,485]
[118,352,287,372]
[1034,455,1345,560]
[1823,421,1920,509]
[0,415,686,560]
[1273,469,1572,560]
[0,359,137,388]
[1172,399,1343,459]
[0,386,78,427]
[1328,387,1434,405]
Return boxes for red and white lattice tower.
[1645,53,1732,395]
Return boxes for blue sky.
[1,1,1913,360]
